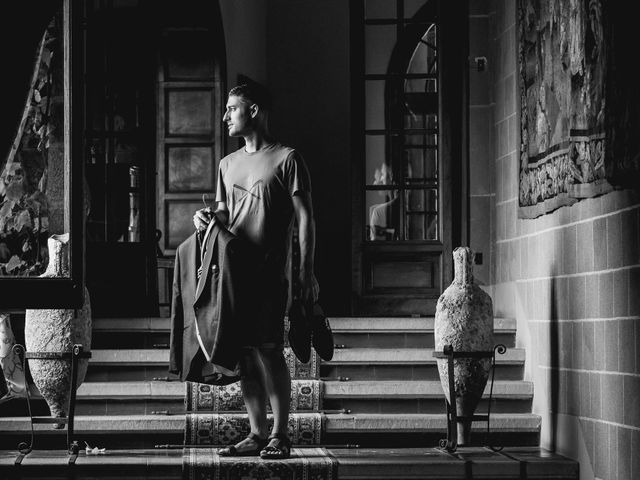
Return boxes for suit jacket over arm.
[169,223,257,382]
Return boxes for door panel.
[365,253,439,292]
[165,89,214,136]
[156,24,224,257]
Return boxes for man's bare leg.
[258,347,291,450]
[220,349,268,454]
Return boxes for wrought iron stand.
[432,344,507,452]
[12,343,91,466]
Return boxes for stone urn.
[434,246,494,446]
[25,234,92,428]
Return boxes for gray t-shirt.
[215,143,311,279]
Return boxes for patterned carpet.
[186,378,323,412]
[184,412,325,446]
[183,447,338,480]
[184,344,326,447]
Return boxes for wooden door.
[351,0,467,316]
[156,18,225,257]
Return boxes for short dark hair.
[229,82,272,111]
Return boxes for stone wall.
[468,0,493,287]
[484,1,640,479]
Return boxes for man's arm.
[292,193,319,303]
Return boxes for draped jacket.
[169,221,257,383]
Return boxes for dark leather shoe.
[310,303,334,361]
[287,299,311,363]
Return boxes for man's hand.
[193,207,213,232]
[299,270,320,304]
[193,205,229,231]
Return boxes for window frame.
[362,0,442,244]
[0,0,84,310]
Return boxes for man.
[193,83,319,459]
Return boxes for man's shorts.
[243,278,288,349]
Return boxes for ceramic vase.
[434,246,494,446]
[24,234,92,428]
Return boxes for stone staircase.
[0,316,540,450]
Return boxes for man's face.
[223,95,254,137]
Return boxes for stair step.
[0,447,580,480]
[49,379,532,400]
[0,412,540,435]
[0,380,533,416]
[90,349,168,365]
[0,412,541,448]
[43,379,532,400]
[329,317,515,331]
[323,380,532,398]
[84,348,525,382]
[328,348,523,364]
[87,348,524,365]
[91,317,518,349]
[92,316,516,331]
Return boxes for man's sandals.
[259,433,291,459]
[218,432,268,457]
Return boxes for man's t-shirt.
[215,143,311,281]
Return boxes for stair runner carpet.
[183,345,336,478]
[186,378,323,412]
[184,348,325,446]
[184,447,338,480]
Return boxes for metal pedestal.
[432,344,507,452]
[12,343,91,465]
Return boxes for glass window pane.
[366,0,396,19]
[113,141,138,165]
[87,83,106,131]
[406,25,437,75]
[426,189,438,211]
[406,213,438,240]
[365,26,396,75]
[366,190,400,241]
[403,112,437,129]
[405,148,423,179]
[86,167,106,243]
[405,77,437,93]
[405,189,437,212]
[406,213,424,240]
[111,88,139,132]
[365,135,388,186]
[426,214,438,240]
[407,190,424,211]
[365,80,386,130]
[404,0,430,19]
[405,134,437,146]
[405,146,437,181]
[106,164,130,242]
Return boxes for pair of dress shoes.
[288,300,334,363]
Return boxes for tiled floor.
[0,446,579,479]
